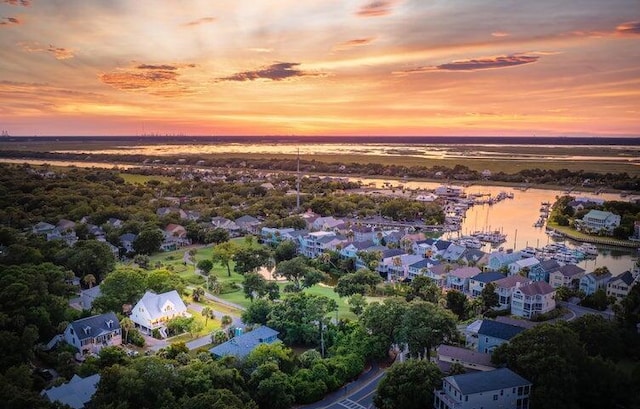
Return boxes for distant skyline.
[1,0,639,137]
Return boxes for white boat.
[521,246,537,258]
[578,243,598,256]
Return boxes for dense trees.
[56,239,116,282]
[334,268,382,297]
[133,228,164,255]
[233,247,273,275]
[275,257,326,292]
[374,359,442,409]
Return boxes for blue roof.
[434,240,452,250]
[447,368,531,395]
[409,258,433,269]
[42,374,100,409]
[209,326,279,359]
[471,272,505,283]
[477,320,524,341]
[69,312,120,341]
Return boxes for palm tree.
[201,307,212,326]
[211,330,228,345]
[83,274,96,289]
[220,315,232,328]
[192,287,205,302]
[120,317,134,344]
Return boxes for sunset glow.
[1,0,639,137]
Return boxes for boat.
[578,243,598,256]
[521,246,537,258]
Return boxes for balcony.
[433,390,462,409]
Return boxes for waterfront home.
[386,254,424,281]
[494,275,531,310]
[130,290,188,337]
[511,281,556,319]
[477,319,525,354]
[441,243,466,263]
[486,249,521,272]
[579,270,613,295]
[42,374,100,409]
[209,326,280,359]
[63,312,121,355]
[433,240,454,257]
[468,271,505,297]
[460,248,487,266]
[433,368,532,409]
[447,267,482,292]
[607,271,637,301]
[235,215,262,234]
[413,238,438,258]
[578,209,621,235]
[508,257,540,277]
[528,259,561,282]
[435,344,495,373]
[549,264,586,289]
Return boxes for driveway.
[559,301,615,321]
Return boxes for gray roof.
[477,319,524,340]
[136,290,187,321]
[518,281,555,296]
[462,248,486,261]
[381,248,405,259]
[434,240,452,251]
[471,271,505,284]
[42,374,100,409]
[209,326,279,358]
[69,312,120,341]
[611,271,635,286]
[539,259,561,271]
[235,215,260,224]
[119,233,137,243]
[557,264,586,277]
[446,368,531,395]
[349,240,376,250]
[409,258,434,269]
[437,344,493,368]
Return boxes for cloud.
[491,31,509,37]
[99,63,195,93]
[20,42,74,59]
[216,62,324,82]
[616,21,640,35]
[356,0,399,17]
[3,0,31,6]
[248,47,273,53]
[183,16,217,27]
[395,54,540,74]
[0,16,21,25]
[333,37,375,51]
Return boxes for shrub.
[128,328,145,347]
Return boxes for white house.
[548,264,585,289]
[468,271,505,297]
[508,257,540,276]
[494,275,531,310]
[130,290,188,337]
[447,267,482,292]
[511,281,556,319]
[607,271,637,301]
[579,210,621,234]
[64,312,121,355]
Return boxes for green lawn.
[119,173,174,184]
[166,307,221,343]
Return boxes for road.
[559,301,615,321]
[299,362,386,409]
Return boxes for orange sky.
[1,0,639,137]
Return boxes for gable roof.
[477,319,525,340]
[42,374,101,409]
[462,248,486,261]
[450,266,482,279]
[135,290,187,320]
[494,274,530,289]
[539,259,561,271]
[209,326,279,358]
[610,271,635,286]
[409,258,435,269]
[437,345,493,368]
[235,215,260,224]
[69,312,120,341]
[517,281,555,296]
[446,368,531,395]
[584,209,617,221]
[471,271,505,284]
[556,264,586,278]
[434,240,452,251]
[381,248,406,259]
[348,240,376,250]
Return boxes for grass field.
[119,173,174,184]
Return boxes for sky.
[1,0,639,137]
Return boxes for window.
[465,396,468,402]
[493,394,498,401]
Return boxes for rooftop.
[209,326,279,359]
[477,319,525,340]
[446,368,531,395]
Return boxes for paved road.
[559,301,615,321]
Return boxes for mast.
[296,147,301,211]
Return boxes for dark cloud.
[334,37,375,51]
[137,64,178,70]
[356,0,398,17]
[217,62,323,82]
[47,45,74,60]
[184,16,217,27]
[0,16,21,25]
[616,21,640,35]
[397,54,539,74]
[3,0,31,6]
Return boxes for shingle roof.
[437,345,494,368]
[610,271,635,286]
[136,290,187,321]
[42,374,100,409]
[539,259,561,271]
[471,272,505,284]
[69,312,120,341]
[557,264,586,277]
[494,275,530,289]
[477,319,524,340]
[209,326,279,358]
[450,266,482,279]
[349,240,376,250]
[409,258,434,269]
[517,281,555,296]
[434,240,452,251]
[447,368,531,395]
[381,248,405,259]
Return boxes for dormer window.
[106,320,113,328]
[83,326,91,335]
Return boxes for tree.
[207,228,230,245]
[133,228,164,255]
[83,273,96,289]
[212,241,239,277]
[192,287,205,302]
[197,259,213,275]
[248,363,295,409]
[406,276,440,303]
[93,267,147,313]
[398,300,458,360]
[134,254,151,269]
[446,290,469,320]
[334,268,382,297]
[274,240,298,263]
[356,250,382,271]
[275,256,326,292]
[221,315,232,327]
[120,317,134,344]
[479,282,499,311]
[267,293,337,346]
[242,299,273,325]
[374,359,443,409]
[201,307,213,326]
[58,239,116,282]
[243,272,267,301]
[348,294,367,316]
[233,247,273,275]
[146,268,185,295]
[211,330,228,345]
[360,298,408,359]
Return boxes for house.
[63,312,121,355]
[460,248,487,266]
[511,281,556,319]
[350,225,379,243]
[433,368,532,409]
[42,374,100,409]
[607,271,637,301]
[353,245,387,270]
[130,290,188,337]
[184,210,201,221]
[477,319,525,354]
[386,254,424,281]
[156,206,187,219]
[436,345,495,373]
[413,238,438,258]
[57,219,76,232]
[579,209,621,234]
[299,231,341,258]
[508,257,540,277]
[446,267,482,292]
[528,259,561,282]
[494,275,531,310]
[209,326,280,359]
[433,240,453,257]
[32,221,57,235]
[47,227,79,246]
[579,270,613,296]
[211,216,240,232]
[407,258,440,281]
[486,250,521,272]
[340,240,376,259]
[377,248,408,277]
[441,244,466,263]
[468,271,505,297]
[80,285,101,310]
[424,263,450,287]
[235,215,262,234]
[162,224,191,251]
[106,217,123,228]
[312,216,345,231]
[549,264,586,289]
[261,227,296,246]
[119,233,137,253]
